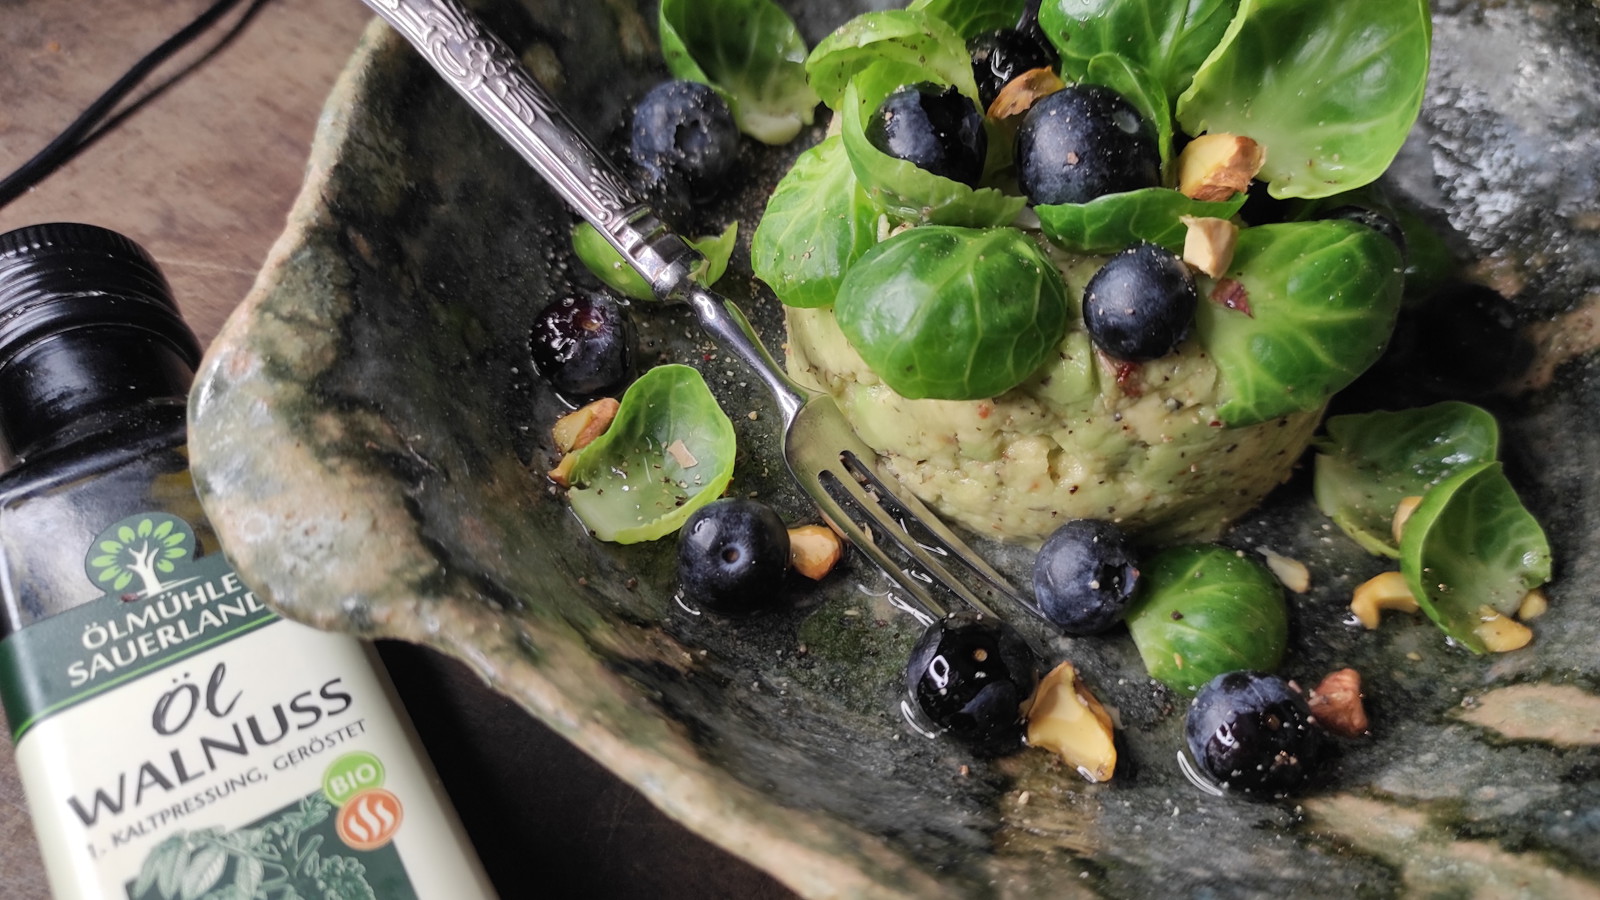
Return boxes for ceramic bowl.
[189,0,1600,896]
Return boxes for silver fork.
[361,0,1028,623]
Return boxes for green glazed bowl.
[189,0,1600,896]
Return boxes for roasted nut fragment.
[1307,668,1369,738]
[1350,571,1419,629]
[788,524,843,580]
[547,397,621,486]
[1025,662,1117,783]
[1473,604,1533,652]
[553,397,620,452]
[987,67,1065,120]
[547,452,578,488]
[1391,495,1423,546]
[1259,546,1310,594]
[1517,587,1550,621]
[1177,133,1264,202]
[1181,215,1239,279]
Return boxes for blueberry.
[677,498,790,616]
[1185,671,1322,794]
[1032,519,1140,634]
[528,290,635,403]
[968,27,1057,110]
[1015,84,1161,206]
[904,612,1039,756]
[630,80,740,200]
[1322,204,1407,258]
[865,82,988,188]
[1017,0,1050,45]
[1400,282,1533,396]
[1082,242,1198,361]
[1238,178,1292,226]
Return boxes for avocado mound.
[783,255,1320,546]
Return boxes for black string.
[0,0,265,209]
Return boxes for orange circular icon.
[335,787,404,851]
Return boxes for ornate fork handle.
[363,0,696,296]
[362,0,809,421]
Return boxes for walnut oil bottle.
[0,224,496,899]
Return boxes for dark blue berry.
[1082,242,1198,361]
[968,28,1057,110]
[1032,519,1140,634]
[1015,84,1160,206]
[1400,282,1532,396]
[529,291,635,403]
[1322,204,1407,259]
[1185,671,1322,794]
[630,80,740,200]
[866,82,988,188]
[677,498,790,616]
[904,612,1038,756]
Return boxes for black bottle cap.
[0,222,203,372]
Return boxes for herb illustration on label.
[126,790,413,900]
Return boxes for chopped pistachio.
[1025,662,1117,783]
[788,524,843,580]
[1350,571,1419,629]
[1177,133,1265,202]
[1472,605,1533,652]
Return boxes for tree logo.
[83,513,196,596]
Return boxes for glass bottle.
[0,223,496,899]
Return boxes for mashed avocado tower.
[752,0,1421,544]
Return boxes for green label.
[323,751,386,806]
[0,513,278,741]
[124,789,417,900]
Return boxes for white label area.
[14,617,496,899]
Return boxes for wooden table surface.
[0,1,793,896]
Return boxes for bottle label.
[0,514,495,899]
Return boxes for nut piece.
[788,524,843,580]
[1473,605,1534,652]
[987,66,1066,120]
[1517,587,1549,621]
[1025,662,1117,783]
[547,453,578,488]
[1307,668,1369,738]
[1177,133,1265,202]
[547,397,621,487]
[1181,216,1240,279]
[553,397,620,453]
[1391,495,1423,546]
[1350,571,1419,629]
[1258,545,1310,593]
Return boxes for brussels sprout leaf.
[1175,0,1431,199]
[834,225,1068,399]
[752,136,879,308]
[1399,462,1552,654]
[660,0,819,144]
[1313,402,1501,557]
[907,0,1027,39]
[1194,220,1403,426]
[1126,544,1288,694]
[1039,0,1240,100]
[566,365,736,543]
[1035,187,1243,254]
[806,9,979,110]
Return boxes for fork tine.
[814,462,1004,621]
[791,468,947,624]
[837,451,1030,606]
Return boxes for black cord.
[0,0,261,209]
